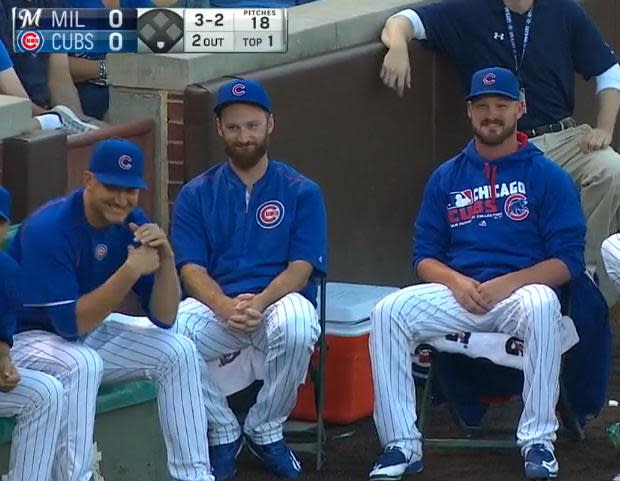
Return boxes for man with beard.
[368,67,586,481]
[171,79,328,480]
[9,139,214,481]
[379,0,620,306]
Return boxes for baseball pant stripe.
[12,331,103,481]
[0,368,62,481]
[82,321,212,481]
[174,293,319,446]
[370,283,562,460]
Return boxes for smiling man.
[368,67,586,481]
[8,139,214,481]
[171,79,327,480]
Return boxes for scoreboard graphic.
[12,7,288,54]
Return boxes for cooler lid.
[325,318,371,337]
[318,282,400,324]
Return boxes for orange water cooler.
[291,283,399,424]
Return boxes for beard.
[225,135,269,171]
[472,118,517,146]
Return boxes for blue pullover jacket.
[413,136,586,281]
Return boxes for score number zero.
[191,13,276,49]
[107,9,125,51]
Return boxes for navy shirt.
[415,0,617,130]
[172,160,328,305]
[0,253,21,347]
[0,0,65,108]
[9,190,167,340]
[414,135,586,281]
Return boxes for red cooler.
[291,283,399,424]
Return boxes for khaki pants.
[531,124,620,306]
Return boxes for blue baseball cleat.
[369,447,423,481]
[524,444,559,480]
[245,437,302,479]
[209,436,243,481]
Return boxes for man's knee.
[271,295,318,352]
[26,372,63,412]
[62,346,104,383]
[156,332,200,368]
[371,288,417,335]
[519,284,562,331]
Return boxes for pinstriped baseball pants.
[602,234,620,292]
[370,283,562,461]
[174,293,320,446]
[12,321,213,481]
[1,368,62,481]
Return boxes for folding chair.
[285,274,327,471]
[417,285,587,449]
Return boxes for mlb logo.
[447,190,473,210]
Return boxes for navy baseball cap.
[89,139,146,190]
[0,187,10,222]
[214,79,272,114]
[467,67,520,101]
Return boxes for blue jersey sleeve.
[567,0,617,80]
[0,40,12,73]
[538,163,586,279]
[289,182,328,275]
[0,254,20,347]
[412,168,451,272]
[171,183,210,271]
[128,209,172,329]
[17,221,80,339]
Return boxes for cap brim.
[214,100,271,114]
[95,173,147,190]
[467,90,520,101]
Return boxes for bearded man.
[170,79,328,481]
[368,67,586,481]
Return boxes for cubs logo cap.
[89,138,146,190]
[0,187,11,222]
[467,67,520,101]
[214,79,272,114]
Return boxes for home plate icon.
[137,8,184,53]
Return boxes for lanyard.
[504,6,533,75]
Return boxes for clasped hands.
[450,274,519,315]
[217,294,267,333]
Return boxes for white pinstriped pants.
[1,368,62,481]
[602,234,620,292]
[370,283,562,460]
[11,321,213,481]
[174,293,320,446]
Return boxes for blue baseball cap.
[0,187,11,222]
[214,79,272,114]
[89,139,146,190]
[467,67,520,101]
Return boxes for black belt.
[524,117,577,138]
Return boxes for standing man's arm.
[380,10,418,96]
[379,3,465,97]
[568,1,620,152]
[581,64,620,152]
